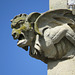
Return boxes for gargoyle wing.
[35,9,75,35]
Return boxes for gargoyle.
[11,9,75,63]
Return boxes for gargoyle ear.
[27,12,41,23]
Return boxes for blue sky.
[0,0,49,75]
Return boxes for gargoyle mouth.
[18,34,25,40]
[17,34,27,47]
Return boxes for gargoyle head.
[11,13,40,51]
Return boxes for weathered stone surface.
[49,0,67,10]
[48,48,75,75]
[48,0,75,74]
[49,0,75,15]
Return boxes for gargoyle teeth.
[17,39,26,46]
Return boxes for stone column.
[49,0,67,10]
[49,0,75,15]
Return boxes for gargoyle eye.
[20,20,23,21]
[18,20,24,23]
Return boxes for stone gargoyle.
[11,9,75,63]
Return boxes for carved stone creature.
[11,9,75,63]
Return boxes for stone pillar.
[49,0,67,10]
[49,0,75,15]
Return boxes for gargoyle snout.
[12,32,16,38]
[12,28,21,40]
[12,31,19,40]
